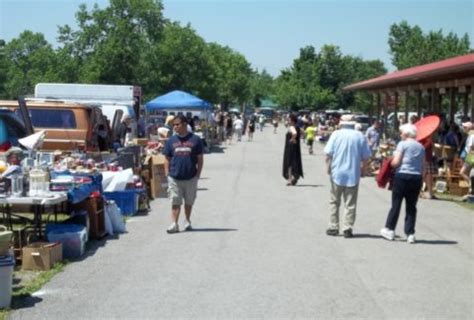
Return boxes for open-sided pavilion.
[344,53,474,130]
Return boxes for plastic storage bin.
[0,255,14,308]
[46,224,87,259]
[103,190,139,216]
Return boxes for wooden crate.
[73,197,107,239]
[88,197,106,239]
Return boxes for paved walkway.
[11,127,473,319]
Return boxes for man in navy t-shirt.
[162,114,204,233]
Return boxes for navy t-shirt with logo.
[162,133,203,180]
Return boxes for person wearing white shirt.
[233,116,244,141]
[460,121,474,191]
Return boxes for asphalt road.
[11,126,473,320]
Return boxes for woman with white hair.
[381,124,425,244]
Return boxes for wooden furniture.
[85,196,106,239]
[436,158,470,196]
[72,196,106,239]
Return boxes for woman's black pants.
[385,173,422,235]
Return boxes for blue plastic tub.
[46,224,87,259]
[103,190,140,216]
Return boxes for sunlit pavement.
[11,127,473,319]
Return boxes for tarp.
[145,90,211,111]
[260,99,278,108]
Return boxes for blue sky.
[1,0,472,76]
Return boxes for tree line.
[0,0,471,112]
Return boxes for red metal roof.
[344,53,474,91]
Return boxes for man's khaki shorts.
[168,176,198,206]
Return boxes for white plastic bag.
[103,205,114,236]
[105,201,126,233]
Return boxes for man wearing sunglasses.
[162,114,204,233]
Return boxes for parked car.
[0,100,111,151]
[354,115,372,131]
[0,109,27,151]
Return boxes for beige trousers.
[329,179,359,231]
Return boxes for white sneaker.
[380,228,395,241]
[184,220,192,231]
[166,222,179,234]
[407,234,416,244]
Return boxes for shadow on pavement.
[197,188,209,191]
[415,240,458,245]
[293,184,324,188]
[187,228,238,232]
[210,145,226,153]
[10,295,43,310]
[351,233,383,239]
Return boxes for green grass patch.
[435,192,474,211]
[0,261,68,319]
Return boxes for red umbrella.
[414,115,440,142]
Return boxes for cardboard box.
[22,242,62,271]
[148,155,168,199]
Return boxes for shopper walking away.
[366,120,381,156]
[459,121,474,195]
[225,114,233,144]
[380,124,424,244]
[272,117,279,134]
[259,115,265,132]
[324,115,371,238]
[282,114,304,186]
[163,115,204,234]
[305,122,317,154]
[419,135,437,199]
[247,116,256,141]
[233,116,244,141]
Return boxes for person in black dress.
[283,113,304,185]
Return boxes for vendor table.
[50,172,103,205]
[0,193,68,239]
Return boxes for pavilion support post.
[432,89,440,114]
[416,90,422,118]
[368,94,374,120]
[404,91,410,123]
[463,92,469,117]
[471,84,474,121]
[427,89,433,113]
[376,92,381,121]
[449,87,456,123]
[383,92,388,137]
[438,90,443,114]
[394,91,399,131]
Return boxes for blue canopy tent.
[145,90,211,111]
[145,90,212,150]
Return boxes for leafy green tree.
[0,40,7,98]
[207,42,252,109]
[274,44,386,111]
[388,20,471,70]
[249,69,274,108]
[57,0,165,85]
[147,22,216,102]
[3,31,57,98]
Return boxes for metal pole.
[416,91,422,118]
